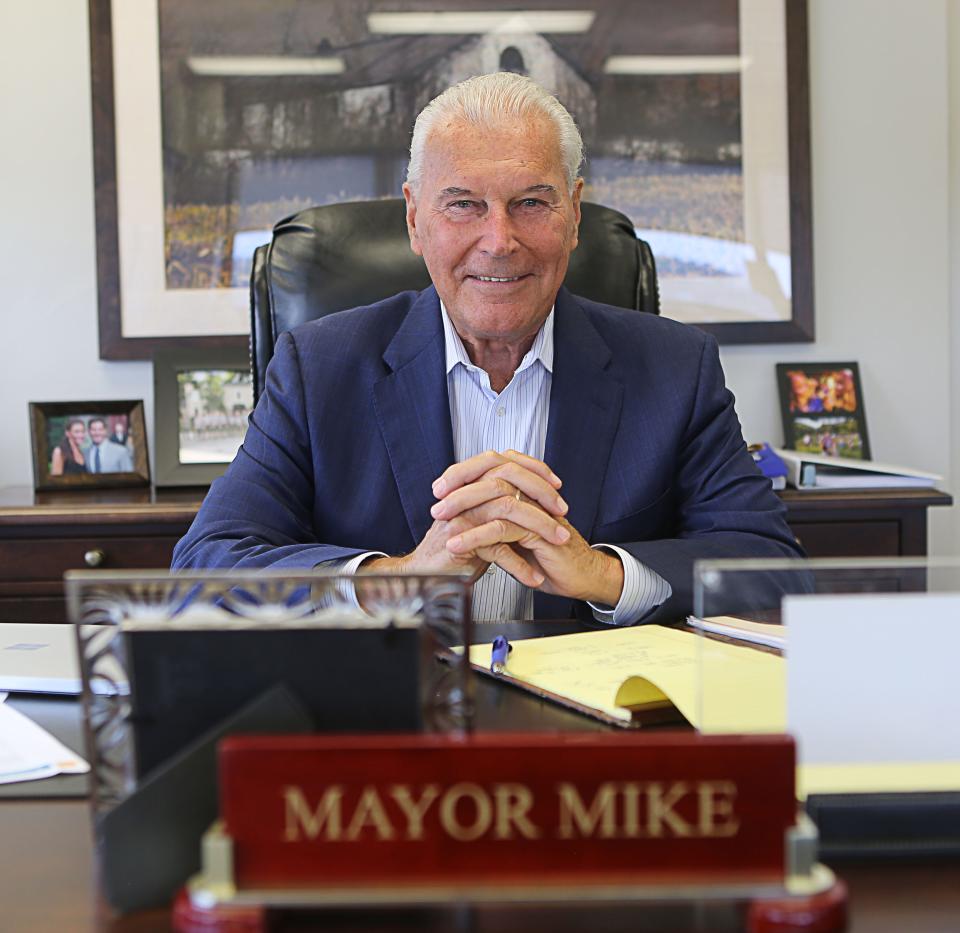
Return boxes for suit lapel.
[535,289,624,619]
[373,287,454,545]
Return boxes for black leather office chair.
[249,198,659,402]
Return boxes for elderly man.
[172,72,801,623]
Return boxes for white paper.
[0,695,89,784]
[785,593,960,765]
[687,614,787,649]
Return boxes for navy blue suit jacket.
[172,286,801,620]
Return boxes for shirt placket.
[474,371,533,618]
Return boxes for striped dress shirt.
[333,304,671,623]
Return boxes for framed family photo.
[29,400,151,491]
[776,362,871,460]
[89,0,813,358]
[153,349,254,486]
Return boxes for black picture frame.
[153,347,253,487]
[89,0,813,358]
[29,400,150,491]
[776,362,871,460]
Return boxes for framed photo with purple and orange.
[776,362,871,460]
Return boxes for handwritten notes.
[470,625,785,732]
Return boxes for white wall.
[1,0,957,555]
[950,1,960,558]
[721,0,955,554]
[0,1,152,486]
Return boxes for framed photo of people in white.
[29,400,151,491]
[153,348,254,486]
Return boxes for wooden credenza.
[778,487,952,558]
[0,485,952,624]
[0,486,204,623]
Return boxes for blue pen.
[490,635,512,674]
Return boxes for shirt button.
[496,407,506,417]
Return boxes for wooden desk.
[0,485,951,623]
[2,799,957,933]
[3,638,957,931]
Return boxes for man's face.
[89,421,107,445]
[403,116,582,345]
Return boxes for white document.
[774,448,941,490]
[686,614,787,649]
[0,694,89,784]
[0,623,127,696]
[785,593,960,765]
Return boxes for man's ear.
[569,177,584,251]
[402,182,423,257]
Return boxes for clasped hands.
[364,450,624,608]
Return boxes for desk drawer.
[0,536,180,583]
[790,520,900,557]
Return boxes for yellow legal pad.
[469,626,960,799]
[469,624,785,733]
[798,761,960,798]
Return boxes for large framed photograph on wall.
[90,0,813,358]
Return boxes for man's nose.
[478,206,518,256]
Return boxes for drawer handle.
[84,548,106,568]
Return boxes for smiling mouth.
[468,274,528,283]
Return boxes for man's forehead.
[421,131,566,198]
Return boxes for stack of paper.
[0,694,89,784]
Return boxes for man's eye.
[518,198,546,209]
[449,200,477,210]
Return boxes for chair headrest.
[262,199,646,336]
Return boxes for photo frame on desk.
[29,400,150,492]
[776,361,871,460]
[64,569,473,912]
[153,348,253,487]
[89,0,813,357]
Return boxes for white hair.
[406,72,584,193]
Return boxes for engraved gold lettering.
[621,782,641,838]
[556,782,617,839]
[439,782,493,841]
[390,784,440,840]
[345,786,395,841]
[493,783,540,840]
[697,781,740,837]
[283,785,343,841]
[646,782,693,837]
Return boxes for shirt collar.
[439,301,554,377]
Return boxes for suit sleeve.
[171,332,369,570]
[614,333,804,622]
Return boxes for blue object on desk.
[749,443,788,489]
[490,636,512,674]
